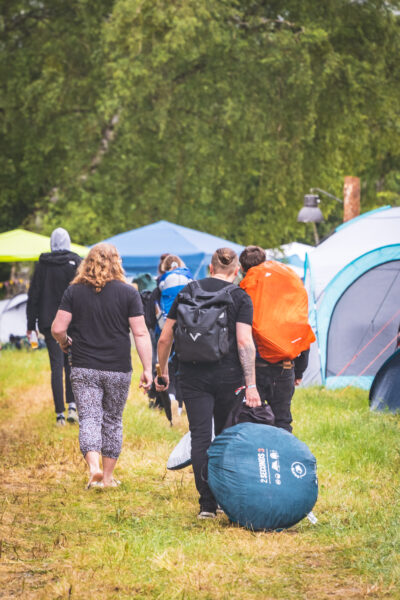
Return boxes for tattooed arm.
[236,322,261,407]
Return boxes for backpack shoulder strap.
[190,280,201,290]
[223,283,238,295]
[176,279,199,304]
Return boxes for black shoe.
[56,414,66,427]
[67,406,79,424]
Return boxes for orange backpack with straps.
[240,261,316,363]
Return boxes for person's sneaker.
[197,510,217,520]
[67,406,79,424]
[56,414,66,427]
[216,505,224,514]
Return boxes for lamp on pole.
[297,188,343,244]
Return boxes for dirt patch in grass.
[1,351,399,599]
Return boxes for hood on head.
[50,228,71,251]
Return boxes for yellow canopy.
[0,229,89,262]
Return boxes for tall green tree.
[0,0,114,233]
[2,1,400,247]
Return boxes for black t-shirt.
[168,277,253,373]
[59,280,143,372]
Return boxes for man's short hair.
[239,246,266,273]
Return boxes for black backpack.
[173,281,237,363]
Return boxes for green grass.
[0,349,399,599]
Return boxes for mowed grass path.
[0,349,399,599]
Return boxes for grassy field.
[0,348,399,599]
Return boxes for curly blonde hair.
[71,243,126,293]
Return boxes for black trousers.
[255,364,295,432]
[42,328,74,414]
[179,365,243,512]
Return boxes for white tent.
[265,242,313,279]
[0,293,28,343]
[307,206,400,302]
[303,206,400,388]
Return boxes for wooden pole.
[312,222,320,245]
[343,176,360,222]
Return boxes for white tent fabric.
[302,206,400,387]
[308,206,400,301]
[266,242,313,263]
[265,242,314,279]
[0,293,27,343]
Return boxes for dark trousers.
[179,366,243,512]
[43,328,74,414]
[255,364,295,432]
[168,356,183,408]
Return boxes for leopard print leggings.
[70,367,132,459]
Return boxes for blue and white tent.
[101,220,244,279]
[369,348,400,413]
[302,206,400,389]
[265,242,313,279]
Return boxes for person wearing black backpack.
[156,247,261,519]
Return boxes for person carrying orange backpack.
[239,246,315,432]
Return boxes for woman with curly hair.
[51,243,152,488]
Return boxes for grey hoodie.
[50,228,71,252]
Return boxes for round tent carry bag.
[207,423,318,531]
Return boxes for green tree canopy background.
[2,0,400,247]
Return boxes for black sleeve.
[26,263,42,330]
[66,254,81,284]
[59,286,74,313]
[294,348,310,379]
[127,286,144,318]
[236,290,253,325]
[167,282,192,320]
[144,287,160,330]
[167,296,179,320]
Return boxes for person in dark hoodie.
[27,228,82,426]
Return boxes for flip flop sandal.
[104,478,121,488]
[87,481,104,489]
[86,472,104,489]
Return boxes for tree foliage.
[2,0,400,246]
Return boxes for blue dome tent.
[100,220,244,278]
[318,246,400,389]
[369,348,400,413]
[302,207,400,389]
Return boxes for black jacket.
[294,349,310,380]
[26,250,82,332]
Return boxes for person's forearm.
[51,310,73,351]
[238,342,256,385]
[134,332,153,373]
[157,336,173,374]
[51,325,68,345]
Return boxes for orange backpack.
[240,261,316,363]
